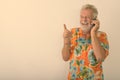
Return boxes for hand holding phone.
[91,18,96,27]
[90,18,100,33]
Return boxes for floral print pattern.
[68,28,109,80]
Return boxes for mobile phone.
[91,18,96,27]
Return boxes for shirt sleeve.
[98,32,109,61]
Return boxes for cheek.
[80,20,83,24]
[89,20,92,23]
[80,19,84,23]
[80,19,82,22]
[87,19,92,23]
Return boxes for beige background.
[0,0,119,80]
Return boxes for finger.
[64,32,72,37]
[64,24,67,30]
[94,21,100,26]
[91,20,99,26]
[64,32,71,37]
[95,24,100,28]
[65,30,71,34]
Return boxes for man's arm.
[62,24,72,61]
[90,19,108,62]
[62,43,71,61]
[91,32,106,62]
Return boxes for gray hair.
[81,4,98,19]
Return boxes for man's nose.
[83,18,88,22]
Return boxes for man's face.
[80,9,94,32]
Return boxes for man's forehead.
[81,9,93,13]
[80,9,93,16]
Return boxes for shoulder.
[97,31,108,37]
[70,27,79,31]
[70,27,80,33]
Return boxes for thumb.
[64,24,68,30]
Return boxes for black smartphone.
[91,18,96,27]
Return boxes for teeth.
[82,22,88,25]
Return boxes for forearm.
[62,44,71,61]
[91,32,106,62]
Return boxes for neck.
[83,30,90,35]
[82,30,91,39]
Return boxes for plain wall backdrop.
[0,0,120,80]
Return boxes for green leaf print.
[85,44,88,51]
[76,60,80,66]
[88,49,98,66]
[74,45,82,56]
[77,66,94,80]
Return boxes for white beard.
[80,24,92,33]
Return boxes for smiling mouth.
[81,22,88,25]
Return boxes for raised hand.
[63,24,72,45]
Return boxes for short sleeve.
[98,31,109,61]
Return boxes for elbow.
[62,56,69,61]
[96,56,105,62]
[96,51,106,62]
[62,50,70,61]
[63,59,69,61]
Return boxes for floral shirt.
[68,28,109,80]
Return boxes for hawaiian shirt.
[68,28,109,80]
